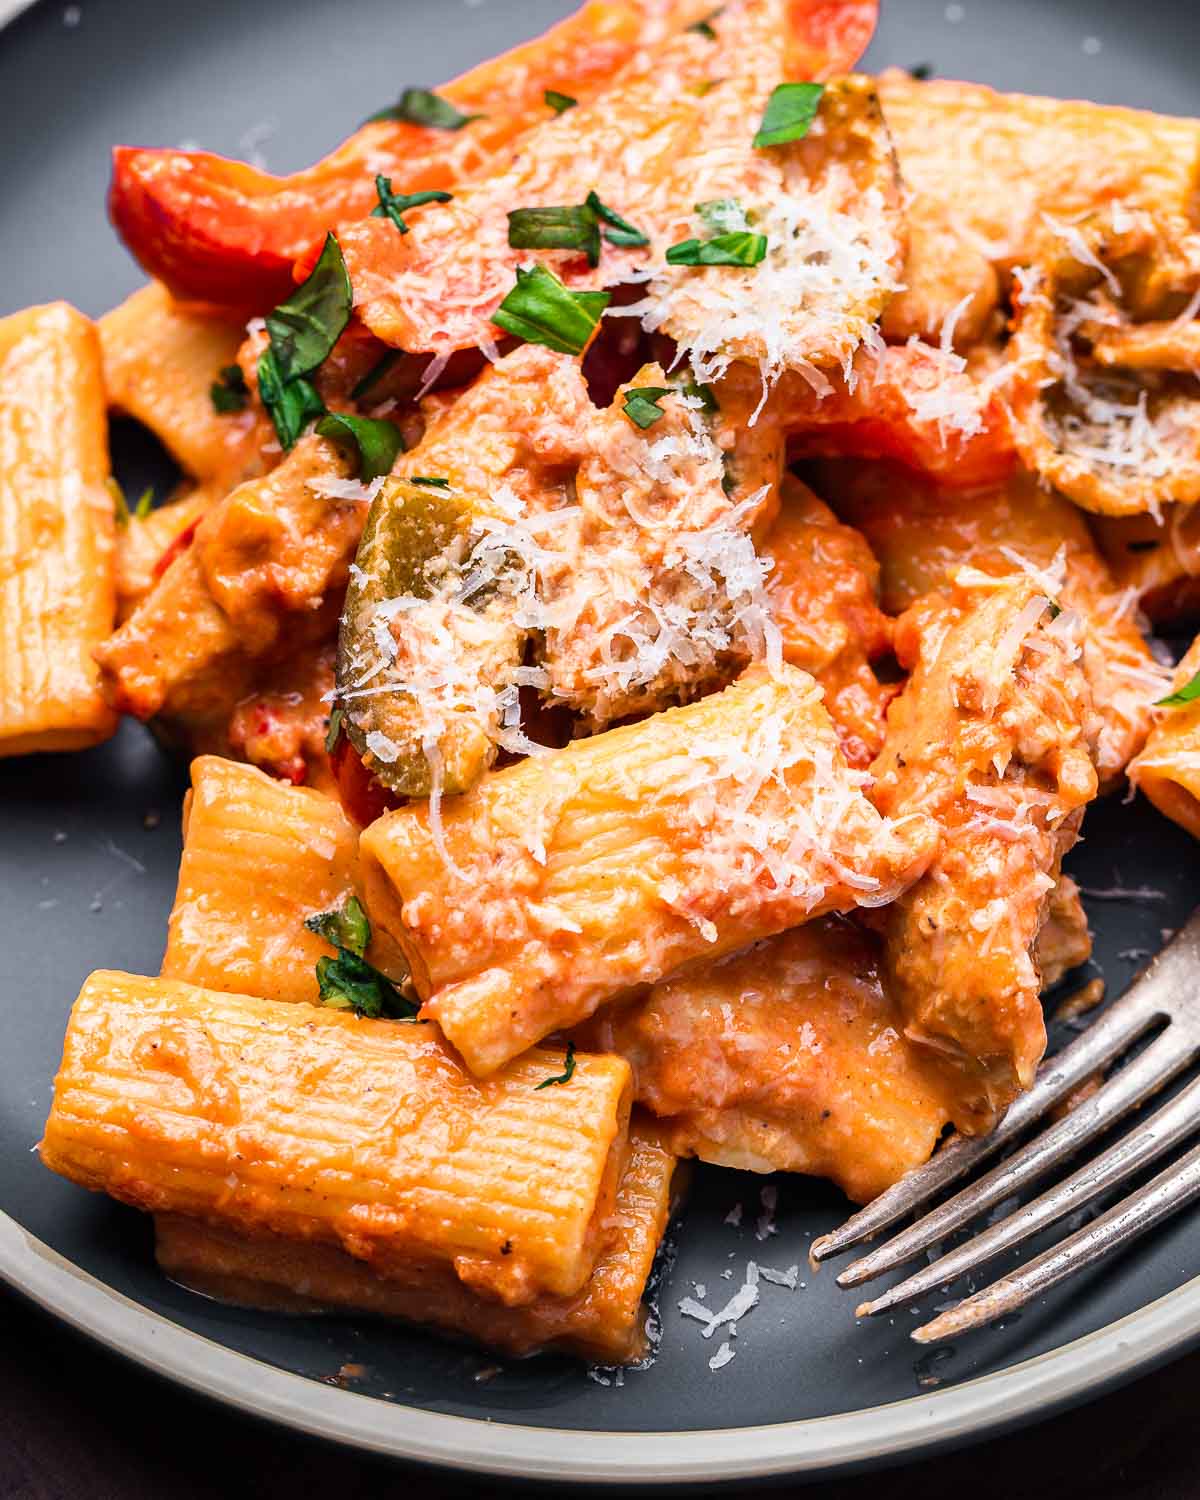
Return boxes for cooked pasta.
[26,0,1200,1370]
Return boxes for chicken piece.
[585,916,957,1203]
[870,577,1099,1130]
[820,460,1170,786]
[336,346,785,793]
[762,475,892,766]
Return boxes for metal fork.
[811,907,1200,1343]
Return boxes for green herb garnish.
[622,385,671,429]
[585,190,649,249]
[535,1042,577,1089]
[306,895,418,1020]
[544,89,577,114]
[367,88,482,130]
[316,412,405,482]
[1156,669,1200,707]
[371,174,452,235]
[507,205,602,267]
[325,706,344,753]
[679,375,719,412]
[907,62,934,80]
[256,233,352,449]
[695,198,747,233]
[687,7,723,39]
[410,475,450,489]
[753,81,825,148]
[210,363,248,414]
[492,263,610,356]
[111,483,154,528]
[665,229,767,267]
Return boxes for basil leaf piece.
[622,385,672,429]
[325,706,344,753]
[111,483,154,528]
[305,894,371,958]
[257,347,326,450]
[352,349,403,401]
[410,475,450,489]
[544,89,577,114]
[535,1042,577,1089]
[585,190,649,249]
[753,81,825,148]
[687,7,723,39]
[371,174,452,235]
[665,230,767,267]
[264,232,352,384]
[367,87,482,130]
[679,375,719,412]
[1156,669,1200,707]
[210,363,248,414]
[507,205,601,267]
[315,951,419,1020]
[316,412,405,483]
[492,263,611,356]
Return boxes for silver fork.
[811,907,1200,1344]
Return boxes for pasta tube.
[99,282,265,483]
[41,971,632,1306]
[360,663,938,1076]
[153,1118,678,1365]
[161,756,362,1004]
[0,303,116,756]
[1129,636,1200,841]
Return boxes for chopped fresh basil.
[585,190,649,249]
[687,7,723,39]
[210,363,248,414]
[544,88,577,114]
[316,411,405,482]
[325,706,344,753]
[508,205,601,267]
[753,81,825,148]
[307,894,417,1020]
[492,263,610,356]
[352,349,403,401]
[535,1042,577,1089]
[264,233,352,385]
[256,346,326,450]
[907,62,933,80]
[1156,669,1200,707]
[305,894,371,957]
[410,475,450,489]
[367,87,482,130]
[665,229,767,266]
[111,483,154,528]
[371,174,452,235]
[622,385,671,429]
[679,375,719,412]
[315,951,418,1020]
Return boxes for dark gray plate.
[2,0,1200,1482]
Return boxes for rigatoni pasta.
[1129,637,1200,841]
[42,970,633,1305]
[361,662,937,1077]
[0,302,116,756]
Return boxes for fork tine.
[811,989,1161,1264]
[856,1070,1200,1318]
[910,1139,1200,1343]
[835,1028,1195,1289]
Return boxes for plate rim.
[5,1209,1200,1482]
[6,0,1200,1479]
